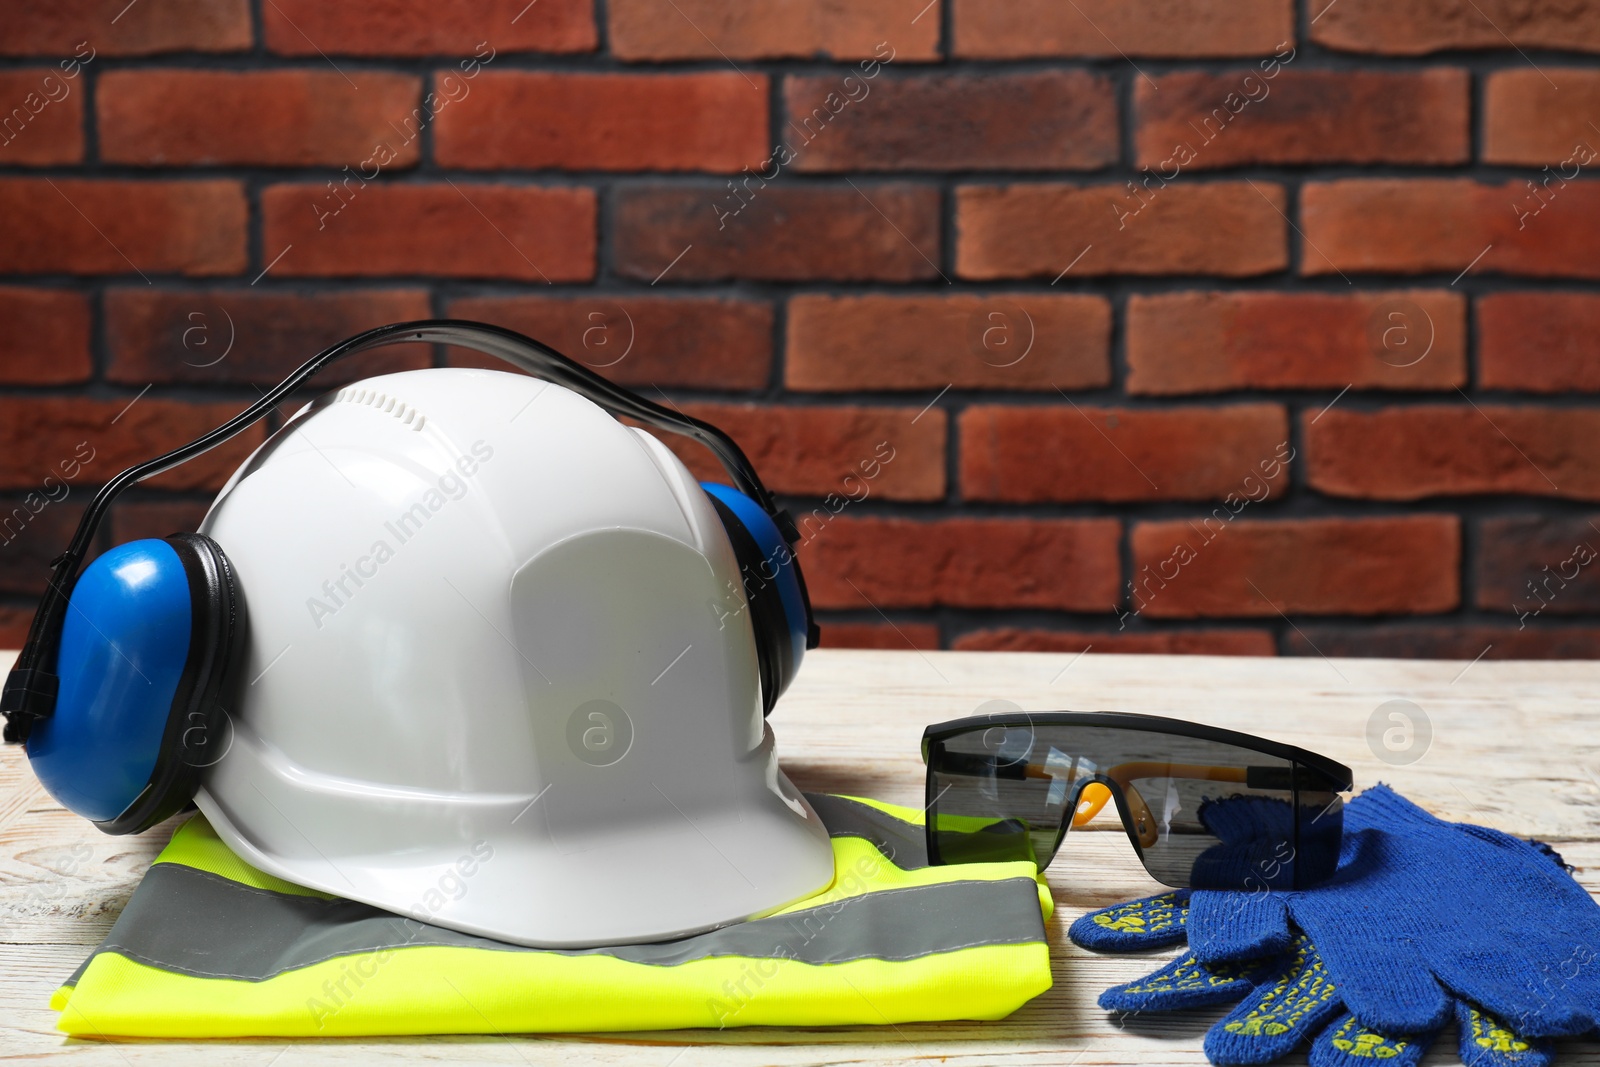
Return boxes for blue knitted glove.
[1183,785,1600,1040]
[1072,891,1554,1067]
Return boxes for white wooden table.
[4,648,1600,1065]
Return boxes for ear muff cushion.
[149,533,247,825]
[700,483,807,714]
[25,534,245,834]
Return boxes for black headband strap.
[3,319,794,741]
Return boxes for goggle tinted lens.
[926,722,1344,889]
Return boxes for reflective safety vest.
[53,794,1053,1038]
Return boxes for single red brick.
[1474,515,1600,618]
[785,71,1117,173]
[609,0,933,61]
[105,289,432,386]
[436,72,767,173]
[1306,407,1600,500]
[1484,70,1600,165]
[446,295,771,391]
[0,498,85,595]
[614,184,940,283]
[1136,69,1467,169]
[108,499,213,544]
[951,627,1277,655]
[1312,0,1600,56]
[98,70,421,168]
[818,621,940,650]
[956,182,1288,280]
[651,403,945,502]
[1,1,250,56]
[1479,293,1600,392]
[0,179,245,277]
[786,293,1109,392]
[805,516,1122,610]
[0,289,91,384]
[953,0,1293,58]
[0,398,266,492]
[1126,290,1466,395]
[260,183,595,281]
[962,404,1291,503]
[1300,179,1600,279]
[0,69,84,164]
[1129,516,1460,617]
[264,0,594,55]
[1285,625,1600,659]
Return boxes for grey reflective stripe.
[804,793,931,869]
[82,864,1045,982]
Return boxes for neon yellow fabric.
[835,793,929,823]
[847,793,1029,839]
[55,940,1045,1037]
[150,814,333,899]
[778,835,1052,919]
[53,797,1053,1038]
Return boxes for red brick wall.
[2,0,1598,660]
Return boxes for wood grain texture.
[3,648,1599,1064]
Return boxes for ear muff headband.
[2,320,818,744]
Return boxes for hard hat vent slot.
[333,386,426,431]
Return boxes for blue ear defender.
[24,533,245,834]
[701,482,817,715]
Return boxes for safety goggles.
[922,711,1352,890]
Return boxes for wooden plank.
[2,649,1600,1064]
[0,800,160,947]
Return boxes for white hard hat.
[191,366,835,947]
